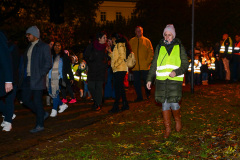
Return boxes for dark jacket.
[84,43,107,81]
[8,42,21,85]
[61,54,74,82]
[0,32,13,97]
[147,38,188,103]
[19,40,52,90]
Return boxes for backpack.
[125,52,136,68]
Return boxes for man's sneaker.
[62,98,68,103]
[2,122,12,132]
[50,109,57,117]
[69,98,77,104]
[12,114,16,119]
[30,126,44,133]
[58,104,68,113]
[1,121,6,127]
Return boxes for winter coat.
[108,41,128,73]
[19,40,52,90]
[0,32,13,97]
[129,36,154,71]
[147,38,188,103]
[84,42,107,81]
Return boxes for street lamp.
[191,0,195,94]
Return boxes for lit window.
[101,12,106,21]
[116,12,122,21]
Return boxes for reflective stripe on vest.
[156,45,184,81]
[81,73,87,81]
[208,63,215,70]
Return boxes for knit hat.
[163,24,176,39]
[26,26,40,38]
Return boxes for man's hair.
[135,26,143,30]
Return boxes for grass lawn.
[15,83,240,159]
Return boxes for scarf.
[93,40,107,51]
[46,55,60,98]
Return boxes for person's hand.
[169,71,176,78]
[5,83,13,93]
[146,81,152,90]
[106,46,112,53]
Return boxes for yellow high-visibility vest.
[156,45,184,81]
[188,60,201,74]
[220,37,233,54]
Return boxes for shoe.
[1,121,6,127]
[108,108,119,113]
[12,114,16,119]
[2,122,12,132]
[108,104,119,113]
[44,112,49,120]
[58,104,68,113]
[69,98,77,104]
[95,105,102,111]
[121,101,129,111]
[134,98,143,102]
[62,98,68,103]
[50,109,57,117]
[30,125,44,133]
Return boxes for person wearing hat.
[19,26,52,133]
[146,24,188,139]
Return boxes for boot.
[162,110,172,139]
[108,103,119,113]
[46,96,51,106]
[172,109,182,132]
[121,101,129,111]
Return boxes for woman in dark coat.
[146,24,188,139]
[84,31,108,111]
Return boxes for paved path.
[0,86,140,159]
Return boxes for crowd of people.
[186,33,240,86]
[0,24,239,139]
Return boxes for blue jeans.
[202,72,208,81]
[104,67,115,98]
[83,81,91,98]
[133,70,150,100]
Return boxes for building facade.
[95,0,137,23]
